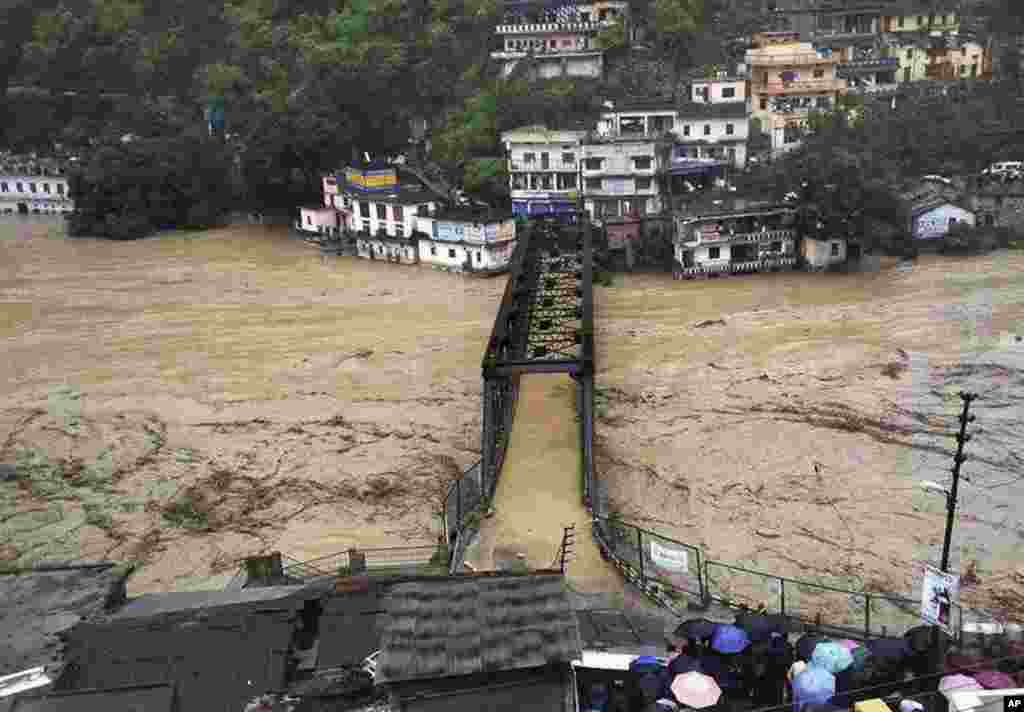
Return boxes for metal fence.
[279,545,441,582]
[592,516,963,642]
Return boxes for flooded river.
[2,216,1022,613]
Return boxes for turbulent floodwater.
[1,216,1022,614]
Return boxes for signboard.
[650,540,689,573]
[920,564,959,634]
[344,167,397,192]
[434,221,466,242]
[484,220,516,243]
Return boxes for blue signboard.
[433,221,466,242]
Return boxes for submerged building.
[0,154,74,215]
[673,198,798,278]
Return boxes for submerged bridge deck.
[465,374,623,593]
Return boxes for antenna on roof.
[364,152,371,163]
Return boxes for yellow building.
[880,8,959,34]
[888,38,991,82]
[746,35,848,155]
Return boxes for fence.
[592,515,963,642]
[280,545,441,582]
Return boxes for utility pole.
[941,391,977,573]
[559,524,576,575]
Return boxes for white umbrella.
[671,671,722,709]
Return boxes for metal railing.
[591,515,963,642]
[280,545,441,581]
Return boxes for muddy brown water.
[2,216,1022,616]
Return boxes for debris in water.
[694,319,726,328]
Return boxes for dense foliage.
[66,131,236,239]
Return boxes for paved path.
[465,374,625,594]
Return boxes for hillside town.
[3,0,1024,710]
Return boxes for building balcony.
[811,28,878,40]
[491,49,603,60]
[495,21,612,34]
[748,53,840,67]
[677,256,796,275]
[754,78,848,94]
[838,56,899,73]
[510,162,578,172]
[680,228,795,247]
[587,128,676,142]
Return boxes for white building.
[296,206,339,237]
[909,198,976,242]
[673,198,798,278]
[689,76,748,105]
[580,136,672,222]
[416,214,518,274]
[503,126,587,221]
[492,1,628,80]
[0,156,73,215]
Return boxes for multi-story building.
[746,34,848,155]
[672,197,799,278]
[879,4,959,35]
[0,155,74,215]
[491,0,628,79]
[416,211,518,274]
[579,134,673,222]
[834,44,900,93]
[503,126,587,221]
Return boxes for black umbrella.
[640,672,663,703]
[669,654,702,676]
[675,618,719,642]
[797,634,829,662]
[866,637,911,662]
[735,613,789,642]
[905,625,953,655]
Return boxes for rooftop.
[2,683,177,712]
[55,593,309,712]
[0,563,131,677]
[376,572,581,685]
[676,194,794,219]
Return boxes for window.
[376,204,387,220]
[586,178,602,190]
[708,247,721,259]
[523,152,536,164]
[418,204,429,217]
[359,202,370,218]
[906,48,913,59]
[29,183,36,193]
[683,125,691,136]
[16,182,23,192]
[771,241,782,252]
[431,245,437,256]
[562,152,575,165]
[584,157,603,170]
[703,125,711,136]
[43,183,50,193]
[726,123,735,135]
[306,215,312,225]
[395,224,404,236]
[541,152,550,169]
[562,39,572,47]
[813,69,824,78]
[475,252,481,263]
[633,156,652,170]
[948,217,958,227]
[0,183,6,192]
[636,177,652,190]
[760,98,768,110]
[722,87,736,98]
[831,242,840,256]
[448,248,457,258]
[897,16,903,27]
[393,205,403,221]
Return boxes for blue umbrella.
[711,625,750,654]
[811,641,855,674]
[631,655,665,675]
[792,666,836,712]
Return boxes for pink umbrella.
[671,671,723,709]
[836,639,860,651]
[973,670,1016,689]
[939,674,983,696]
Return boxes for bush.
[940,224,1001,255]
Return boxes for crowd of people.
[579,612,1024,712]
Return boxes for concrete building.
[503,126,588,221]
[879,4,959,35]
[0,155,74,215]
[689,76,748,105]
[580,134,673,222]
[908,197,976,242]
[800,235,849,269]
[673,198,798,278]
[415,212,518,274]
[746,34,848,155]
[834,43,900,93]
[491,0,628,79]
[296,206,339,237]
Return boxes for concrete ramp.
[465,374,624,594]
